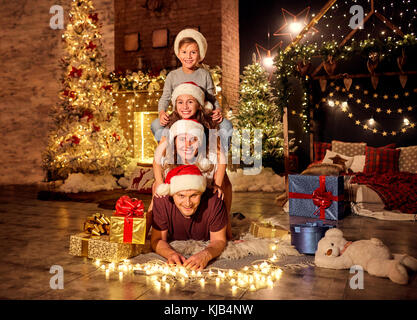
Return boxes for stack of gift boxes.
[288,174,346,254]
[69,196,150,262]
[248,175,346,252]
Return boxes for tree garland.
[108,64,223,94]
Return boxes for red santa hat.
[156,164,207,196]
[171,82,213,111]
[174,28,208,62]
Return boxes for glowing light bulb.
[215,277,220,288]
[404,118,410,125]
[328,100,335,107]
[289,21,303,34]
[263,56,274,68]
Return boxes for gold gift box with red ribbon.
[110,196,146,244]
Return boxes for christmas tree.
[235,60,286,166]
[43,0,130,180]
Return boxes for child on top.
[148,82,233,240]
[151,28,233,151]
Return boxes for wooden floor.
[0,184,416,300]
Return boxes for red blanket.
[351,172,417,214]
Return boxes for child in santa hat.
[150,28,233,149]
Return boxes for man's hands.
[183,250,211,270]
[211,109,223,124]
[159,110,170,126]
[167,252,187,266]
[166,250,211,270]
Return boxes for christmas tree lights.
[235,62,286,164]
[43,0,130,180]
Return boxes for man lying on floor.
[150,165,227,270]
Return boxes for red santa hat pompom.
[156,165,207,196]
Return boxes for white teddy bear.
[315,228,417,285]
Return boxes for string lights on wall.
[316,80,416,136]
[112,90,161,162]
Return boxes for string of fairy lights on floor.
[92,242,292,295]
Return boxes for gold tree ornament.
[343,77,352,91]
[296,59,311,77]
[323,55,337,75]
[319,79,327,92]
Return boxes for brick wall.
[221,0,239,109]
[0,0,114,184]
[114,0,239,107]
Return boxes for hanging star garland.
[254,41,283,65]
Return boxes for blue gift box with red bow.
[288,175,346,221]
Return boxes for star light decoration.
[273,7,319,41]
[319,90,416,136]
[255,41,282,69]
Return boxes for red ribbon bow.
[114,196,145,243]
[289,176,343,220]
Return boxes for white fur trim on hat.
[169,174,206,195]
[204,101,213,111]
[155,183,171,196]
[171,82,205,107]
[174,29,208,62]
[198,158,212,172]
[169,119,205,144]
